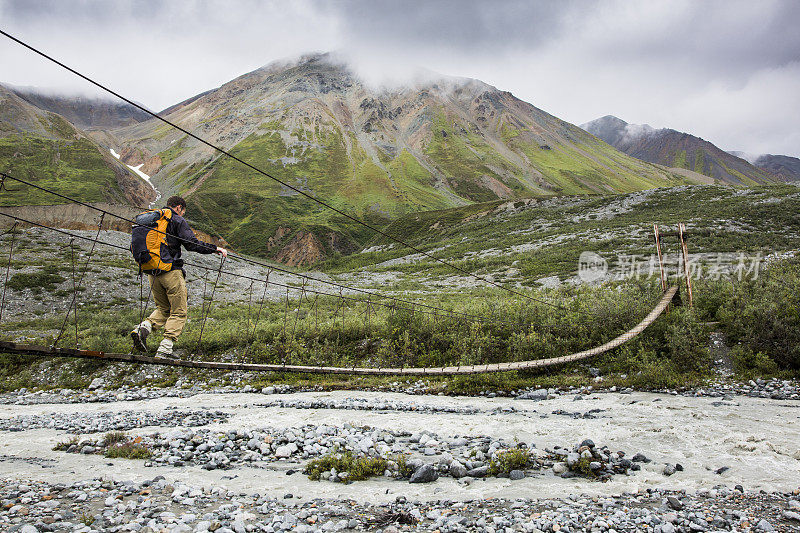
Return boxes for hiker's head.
[166,196,187,217]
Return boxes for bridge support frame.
[654,223,694,308]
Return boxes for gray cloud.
[0,0,798,156]
[327,0,579,52]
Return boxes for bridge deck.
[0,287,677,376]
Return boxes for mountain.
[0,84,155,207]
[729,151,800,182]
[9,87,151,130]
[580,115,776,186]
[107,55,689,264]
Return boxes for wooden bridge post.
[679,223,694,307]
[653,224,667,293]
[653,224,670,314]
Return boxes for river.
[0,390,797,503]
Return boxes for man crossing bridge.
[129,195,227,357]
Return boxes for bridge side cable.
[0,172,538,326]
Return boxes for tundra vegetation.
[0,255,796,392]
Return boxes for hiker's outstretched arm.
[176,218,217,254]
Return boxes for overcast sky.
[1,0,799,157]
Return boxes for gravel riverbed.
[0,388,798,532]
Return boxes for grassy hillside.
[0,134,126,205]
[182,114,689,262]
[185,125,390,258]
[0,85,153,207]
[319,185,800,283]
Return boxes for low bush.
[304,450,387,482]
[719,256,800,370]
[6,265,66,295]
[395,453,414,479]
[102,431,127,446]
[488,447,531,475]
[104,441,152,460]
[731,346,779,376]
[571,456,597,477]
[53,436,78,451]
[662,308,711,373]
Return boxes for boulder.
[449,462,468,479]
[409,464,438,483]
[509,470,525,480]
[466,466,488,478]
[274,445,293,458]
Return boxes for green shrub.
[104,442,152,460]
[663,308,711,373]
[102,431,127,446]
[720,257,800,370]
[79,512,95,526]
[53,436,78,451]
[7,265,66,295]
[488,447,531,475]
[731,346,779,376]
[571,456,597,477]
[395,453,414,479]
[692,278,733,322]
[304,450,387,482]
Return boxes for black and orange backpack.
[131,208,174,275]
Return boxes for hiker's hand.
[216,246,228,258]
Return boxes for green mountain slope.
[0,84,154,207]
[110,55,690,264]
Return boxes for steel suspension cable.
[54,213,104,348]
[0,211,528,326]
[0,172,548,322]
[0,30,565,311]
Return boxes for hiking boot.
[130,321,151,352]
[156,338,176,359]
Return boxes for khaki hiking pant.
[147,270,187,341]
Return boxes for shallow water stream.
[0,390,798,503]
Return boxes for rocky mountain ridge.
[728,151,800,182]
[9,86,151,130]
[580,115,776,186]
[101,55,689,264]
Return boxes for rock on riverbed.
[53,422,642,483]
[1,478,799,532]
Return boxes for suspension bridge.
[0,171,681,375]
[0,29,682,376]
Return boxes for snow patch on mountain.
[126,162,160,207]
